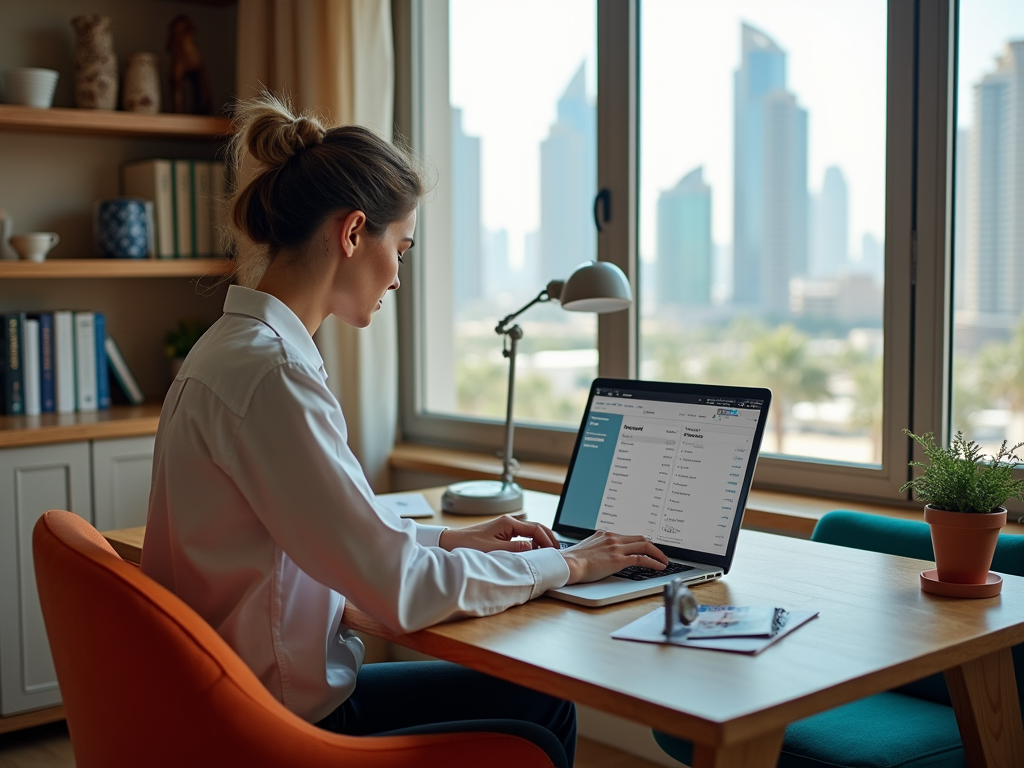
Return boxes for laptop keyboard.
[557,542,694,580]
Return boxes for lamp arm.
[495,289,551,336]
[500,325,523,484]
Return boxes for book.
[34,313,55,413]
[74,312,97,412]
[105,335,144,406]
[122,159,175,258]
[94,312,110,410]
[22,318,40,416]
[172,159,194,258]
[209,161,229,254]
[2,313,25,415]
[54,311,76,414]
[193,160,214,257]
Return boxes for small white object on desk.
[377,493,436,519]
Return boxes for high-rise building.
[656,167,712,308]
[732,23,808,314]
[963,41,1024,319]
[451,107,482,310]
[540,64,596,283]
[810,166,849,277]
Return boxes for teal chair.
[653,511,1024,768]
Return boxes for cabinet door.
[91,436,156,532]
[0,442,91,716]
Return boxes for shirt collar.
[223,285,325,374]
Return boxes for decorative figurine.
[72,15,118,110]
[123,52,161,114]
[167,15,212,115]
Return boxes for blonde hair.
[225,92,423,287]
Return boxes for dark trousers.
[316,660,576,768]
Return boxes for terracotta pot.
[925,505,1006,584]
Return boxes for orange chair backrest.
[33,510,552,768]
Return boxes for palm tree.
[746,325,830,453]
[978,317,1024,436]
[848,355,883,464]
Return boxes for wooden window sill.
[388,443,1024,538]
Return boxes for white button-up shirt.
[143,285,570,723]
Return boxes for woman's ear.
[337,210,368,258]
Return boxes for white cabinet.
[0,441,91,716]
[0,435,154,716]
[92,435,155,531]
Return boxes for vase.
[924,504,1005,584]
[72,15,118,110]
[123,53,160,114]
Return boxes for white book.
[22,319,40,416]
[122,159,175,258]
[209,161,229,255]
[104,336,144,406]
[193,161,213,257]
[54,310,76,414]
[74,312,97,413]
[172,159,194,258]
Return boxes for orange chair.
[33,510,556,768]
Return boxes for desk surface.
[103,488,1024,767]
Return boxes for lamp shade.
[556,261,633,312]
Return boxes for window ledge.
[388,443,1024,538]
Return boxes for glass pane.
[419,1,597,427]
[951,1,1024,453]
[638,1,887,465]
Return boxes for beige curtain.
[236,0,398,491]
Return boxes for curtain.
[235,0,398,492]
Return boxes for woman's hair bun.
[231,92,328,168]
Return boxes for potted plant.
[164,318,209,379]
[901,429,1024,593]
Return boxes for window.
[398,0,1018,508]
[950,2,1024,461]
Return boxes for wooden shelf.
[0,705,64,735]
[0,104,231,139]
[0,405,162,448]
[0,258,232,279]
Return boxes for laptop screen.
[552,378,771,573]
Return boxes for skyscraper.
[963,41,1024,319]
[656,167,712,308]
[540,64,597,282]
[732,23,808,314]
[810,166,849,277]
[451,107,482,310]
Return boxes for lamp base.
[441,480,524,515]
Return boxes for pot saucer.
[920,569,1002,598]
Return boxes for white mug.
[9,232,60,262]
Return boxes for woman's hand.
[560,530,669,585]
[438,515,560,553]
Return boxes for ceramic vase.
[72,15,118,110]
[924,504,1005,584]
[123,52,160,114]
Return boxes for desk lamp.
[441,261,633,514]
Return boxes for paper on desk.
[612,607,819,655]
[377,493,436,519]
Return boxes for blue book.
[94,312,110,410]
[33,313,56,413]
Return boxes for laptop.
[547,378,772,607]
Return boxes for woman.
[142,93,666,768]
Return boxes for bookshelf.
[0,258,232,279]
[0,404,162,448]
[0,104,231,140]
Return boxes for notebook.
[547,378,772,607]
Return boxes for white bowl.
[4,68,59,109]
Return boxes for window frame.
[394,0,1021,510]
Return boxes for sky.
[447,0,1024,280]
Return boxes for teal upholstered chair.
[652,511,1024,768]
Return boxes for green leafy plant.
[900,429,1024,513]
[163,318,210,360]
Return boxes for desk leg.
[691,729,785,768]
[945,647,1024,768]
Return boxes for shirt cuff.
[519,547,571,597]
[414,524,446,548]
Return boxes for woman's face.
[333,209,416,328]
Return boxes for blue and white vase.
[94,197,151,258]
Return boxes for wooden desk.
[104,488,1024,767]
